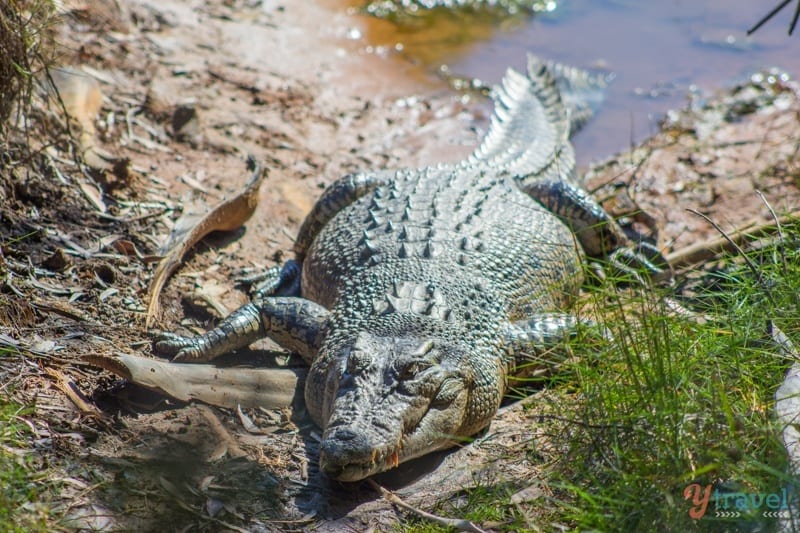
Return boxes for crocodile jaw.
[314,347,471,482]
[318,390,469,481]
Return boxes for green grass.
[401,224,800,532]
[0,385,56,532]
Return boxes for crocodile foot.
[608,241,673,285]
[234,259,302,299]
[151,331,207,362]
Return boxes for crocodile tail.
[468,55,568,174]
[547,58,610,135]
[468,55,607,179]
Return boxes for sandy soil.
[1,1,800,530]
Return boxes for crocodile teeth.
[387,450,399,468]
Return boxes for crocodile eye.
[398,359,431,380]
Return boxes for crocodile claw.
[235,259,302,299]
[151,331,202,362]
[608,241,673,285]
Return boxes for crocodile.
[153,55,664,482]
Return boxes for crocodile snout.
[319,426,391,481]
[319,427,370,467]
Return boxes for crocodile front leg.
[153,296,329,364]
[501,313,610,378]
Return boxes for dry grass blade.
[367,479,489,533]
[146,156,265,327]
[0,1,58,139]
[84,352,304,410]
[686,208,772,300]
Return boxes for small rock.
[171,104,203,146]
[42,248,71,271]
[510,483,544,504]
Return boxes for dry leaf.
[146,157,265,326]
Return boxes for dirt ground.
[2,1,800,531]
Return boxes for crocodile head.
[309,331,476,481]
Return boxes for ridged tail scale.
[468,54,608,181]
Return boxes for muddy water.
[336,0,800,164]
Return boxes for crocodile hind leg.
[293,170,394,259]
[153,296,329,364]
[238,170,395,297]
[501,313,610,379]
[520,176,670,281]
[236,259,302,299]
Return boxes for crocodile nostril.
[330,428,358,441]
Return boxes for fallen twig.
[366,479,489,533]
[666,213,800,269]
[45,368,102,415]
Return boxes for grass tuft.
[543,223,800,530]
[0,1,59,141]
[0,395,56,532]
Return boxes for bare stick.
[666,213,800,269]
[748,0,792,35]
[84,352,304,410]
[366,479,489,533]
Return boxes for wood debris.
[145,156,265,326]
[84,352,304,410]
